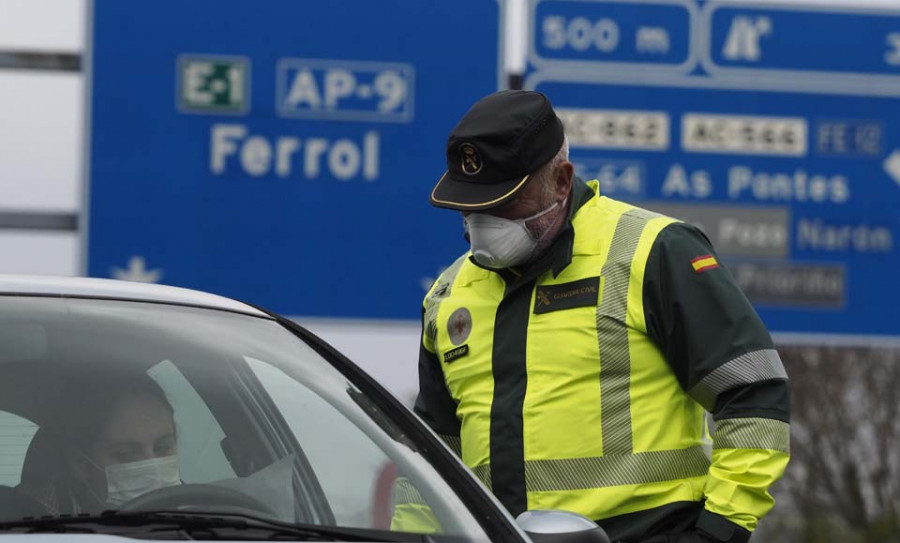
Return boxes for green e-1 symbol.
[179,57,248,113]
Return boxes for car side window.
[245,357,401,529]
[147,361,236,483]
[0,412,38,487]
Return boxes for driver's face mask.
[106,455,181,505]
[85,454,181,506]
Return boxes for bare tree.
[764,346,900,543]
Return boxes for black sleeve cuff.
[696,510,751,543]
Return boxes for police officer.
[415,91,790,542]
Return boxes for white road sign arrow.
[883,150,900,188]
[111,256,163,283]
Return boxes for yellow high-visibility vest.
[414,180,789,537]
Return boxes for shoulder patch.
[691,254,719,273]
[447,307,472,346]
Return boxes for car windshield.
[0,295,494,541]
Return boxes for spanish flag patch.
[691,254,719,273]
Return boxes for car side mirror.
[515,510,610,543]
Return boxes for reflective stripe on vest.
[597,208,662,456]
[525,446,709,492]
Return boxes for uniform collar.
[529,177,593,278]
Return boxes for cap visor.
[430,171,530,211]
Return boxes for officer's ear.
[554,161,574,201]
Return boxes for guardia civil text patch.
[534,277,601,314]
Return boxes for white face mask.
[104,455,181,506]
[465,199,563,269]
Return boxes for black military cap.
[430,90,565,211]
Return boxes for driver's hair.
[56,370,175,455]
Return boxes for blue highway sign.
[526,0,900,340]
[86,0,506,319]
[705,3,900,77]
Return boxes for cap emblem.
[459,143,483,176]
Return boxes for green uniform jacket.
[412,179,790,542]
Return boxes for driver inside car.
[18,371,180,514]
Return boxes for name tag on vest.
[533,277,601,314]
[443,344,469,364]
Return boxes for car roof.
[0,275,269,317]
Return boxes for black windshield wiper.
[0,510,435,541]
